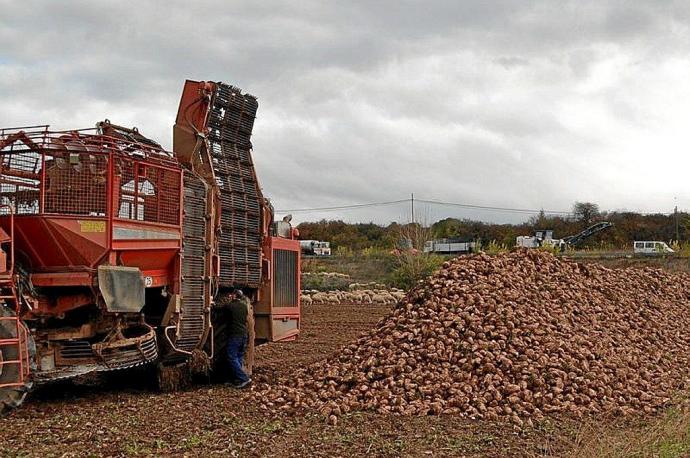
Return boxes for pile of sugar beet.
[253,250,690,426]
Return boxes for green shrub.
[483,240,509,255]
[537,243,562,255]
[390,253,444,290]
[361,247,389,258]
[670,241,690,257]
[335,246,354,257]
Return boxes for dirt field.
[0,303,685,457]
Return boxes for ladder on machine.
[0,206,30,390]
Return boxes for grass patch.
[562,405,690,458]
[302,255,395,287]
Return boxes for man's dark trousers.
[226,335,250,384]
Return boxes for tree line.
[297,202,689,251]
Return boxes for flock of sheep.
[301,282,406,306]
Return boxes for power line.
[276,196,677,217]
[415,199,572,215]
[278,198,571,215]
[276,199,409,213]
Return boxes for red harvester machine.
[0,80,300,414]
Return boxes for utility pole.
[411,193,415,225]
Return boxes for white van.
[633,241,674,255]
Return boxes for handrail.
[0,125,49,136]
[0,127,177,166]
[0,204,15,274]
[0,205,25,388]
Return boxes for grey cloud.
[2,0,690,225]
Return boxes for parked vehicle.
[633,241,675,255]
[516,222,613,251]
[423,239,476,254]
[300,240,331,256]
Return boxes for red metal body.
[255,236,301,342]
[0,126,182,307]
[0,80,301,399]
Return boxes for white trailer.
[516,230,565,249]
[299,240,332,256]
[424,239,476,254]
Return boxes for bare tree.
[392,222,443,289]
[398,222,431,252]
[528,209,548,228]
[572,202,600,225]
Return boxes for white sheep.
[312,292,328,304]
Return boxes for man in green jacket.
[225,289,251,388]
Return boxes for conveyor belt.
[207,83,263,288]
[176,171,209,352]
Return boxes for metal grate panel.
[207,83,263,288]
[273,249,298,307]
[44,152,108,216]
[0,150,41,215]
[0,128,182,223]
[176,170,209,351]
[115,159,181,225]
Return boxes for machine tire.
[155,361,192,392]
[0,306,35,416]
[210,318,231,380]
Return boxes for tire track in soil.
[254,304,391,381]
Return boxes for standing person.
[225,289,251,388]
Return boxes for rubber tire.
[155,361,192,392]
[210,315,232,381]
[0,306,35,416]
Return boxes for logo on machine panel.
[78,220,106,233]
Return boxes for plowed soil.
[0,303,661,457]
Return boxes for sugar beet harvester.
[0,80,301,414]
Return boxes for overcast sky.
[2,0,690,224]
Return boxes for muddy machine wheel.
[0,306,34,415]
